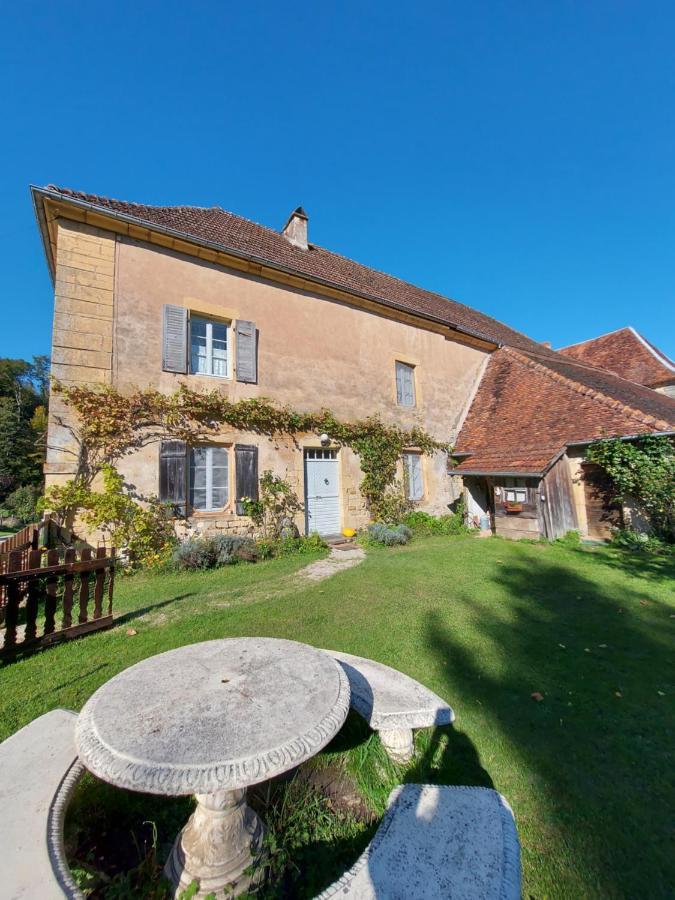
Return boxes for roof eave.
[30,185,501,350]
[30,186,56,284]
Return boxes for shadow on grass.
[114,594,194,626]
[576,544,675,584]
[424,553,674,898]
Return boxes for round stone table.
[75,637,350,897]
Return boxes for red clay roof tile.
[558,327,675,388]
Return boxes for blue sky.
[2,1,674,361]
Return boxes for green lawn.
[1,536,673,898]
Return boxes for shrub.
[256,533,327,559]
[1,484,40,524]
[610,527,674,555]
[172,533,259,570]
[373,482,414,525]
[402,508,468,536]
[554,530,582,548]
[241,471,303,540]
[366,523,413,546]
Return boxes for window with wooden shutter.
[162,305,188,373]
[403,452,424,501]
[189,446,229,511]
[159,440,187,515]
[235,445,259,515]
[236,320,258,383]
[395,361,416,407]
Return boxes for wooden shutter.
[159,440,187,515]
[236,320,257,383]
[162,305,188,373]
[235,444,259,515]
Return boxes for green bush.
[0,484,40,524]
[256,533,327,558]
[172,533,259,570]
[402,508,468,536]
[610,527,674,555]
[365,523,413,546]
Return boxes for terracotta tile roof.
[39,185,553,353]
[454,347,675,476]
[558,327,675,388]
[35,186,675,477]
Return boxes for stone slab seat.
[327,650,455,763]
[0,709,84,899]
[317,784,521,900]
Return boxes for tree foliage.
[0,356,49,502]
[586,435,675,541]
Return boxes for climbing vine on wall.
[587,435,675,541]
[52,382,448,519]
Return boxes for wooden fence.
[0,523,40,554]
[0,546,115,657]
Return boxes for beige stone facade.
[45,217,488,537]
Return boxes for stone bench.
[0,708,84,899]
[328,650,454,763]
[318,784,521,899]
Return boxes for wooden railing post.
[78,548,92,624]
[93,547,106,619]
[108,548,116,616]
[44,548,60,635]
[24,549,42,643]
[3,550,23,651]
[62,548,75,630]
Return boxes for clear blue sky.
[2,1,674,361]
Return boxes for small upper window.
[403,452,424,501]
[190,446,229,511]
[395,361,416,407]
[504,487,527,503]
[190,316,229,377]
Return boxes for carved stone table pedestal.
[75,638,350,900]
[165,788,265,897]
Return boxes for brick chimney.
[281,207,308,250]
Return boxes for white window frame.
[189,315,231,378]
[395,361,416,407]
[189,446,230,512]
[502,478,528,503]
[403,452,424,501]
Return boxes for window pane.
[396,362,415,407]
[190,320,208,375]
[404,453,423,500]
[191,489,207,510]
[211,487,227,508]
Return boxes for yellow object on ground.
[342,528,356,538]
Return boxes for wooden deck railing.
[0,546,115,657]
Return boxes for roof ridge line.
[628,326,675,373]
[504,347,671,431]
[557,325,631,351]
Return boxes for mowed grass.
[1,536,673,898]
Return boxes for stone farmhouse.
[32,186,675,542]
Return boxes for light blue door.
[304,450,341,535]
